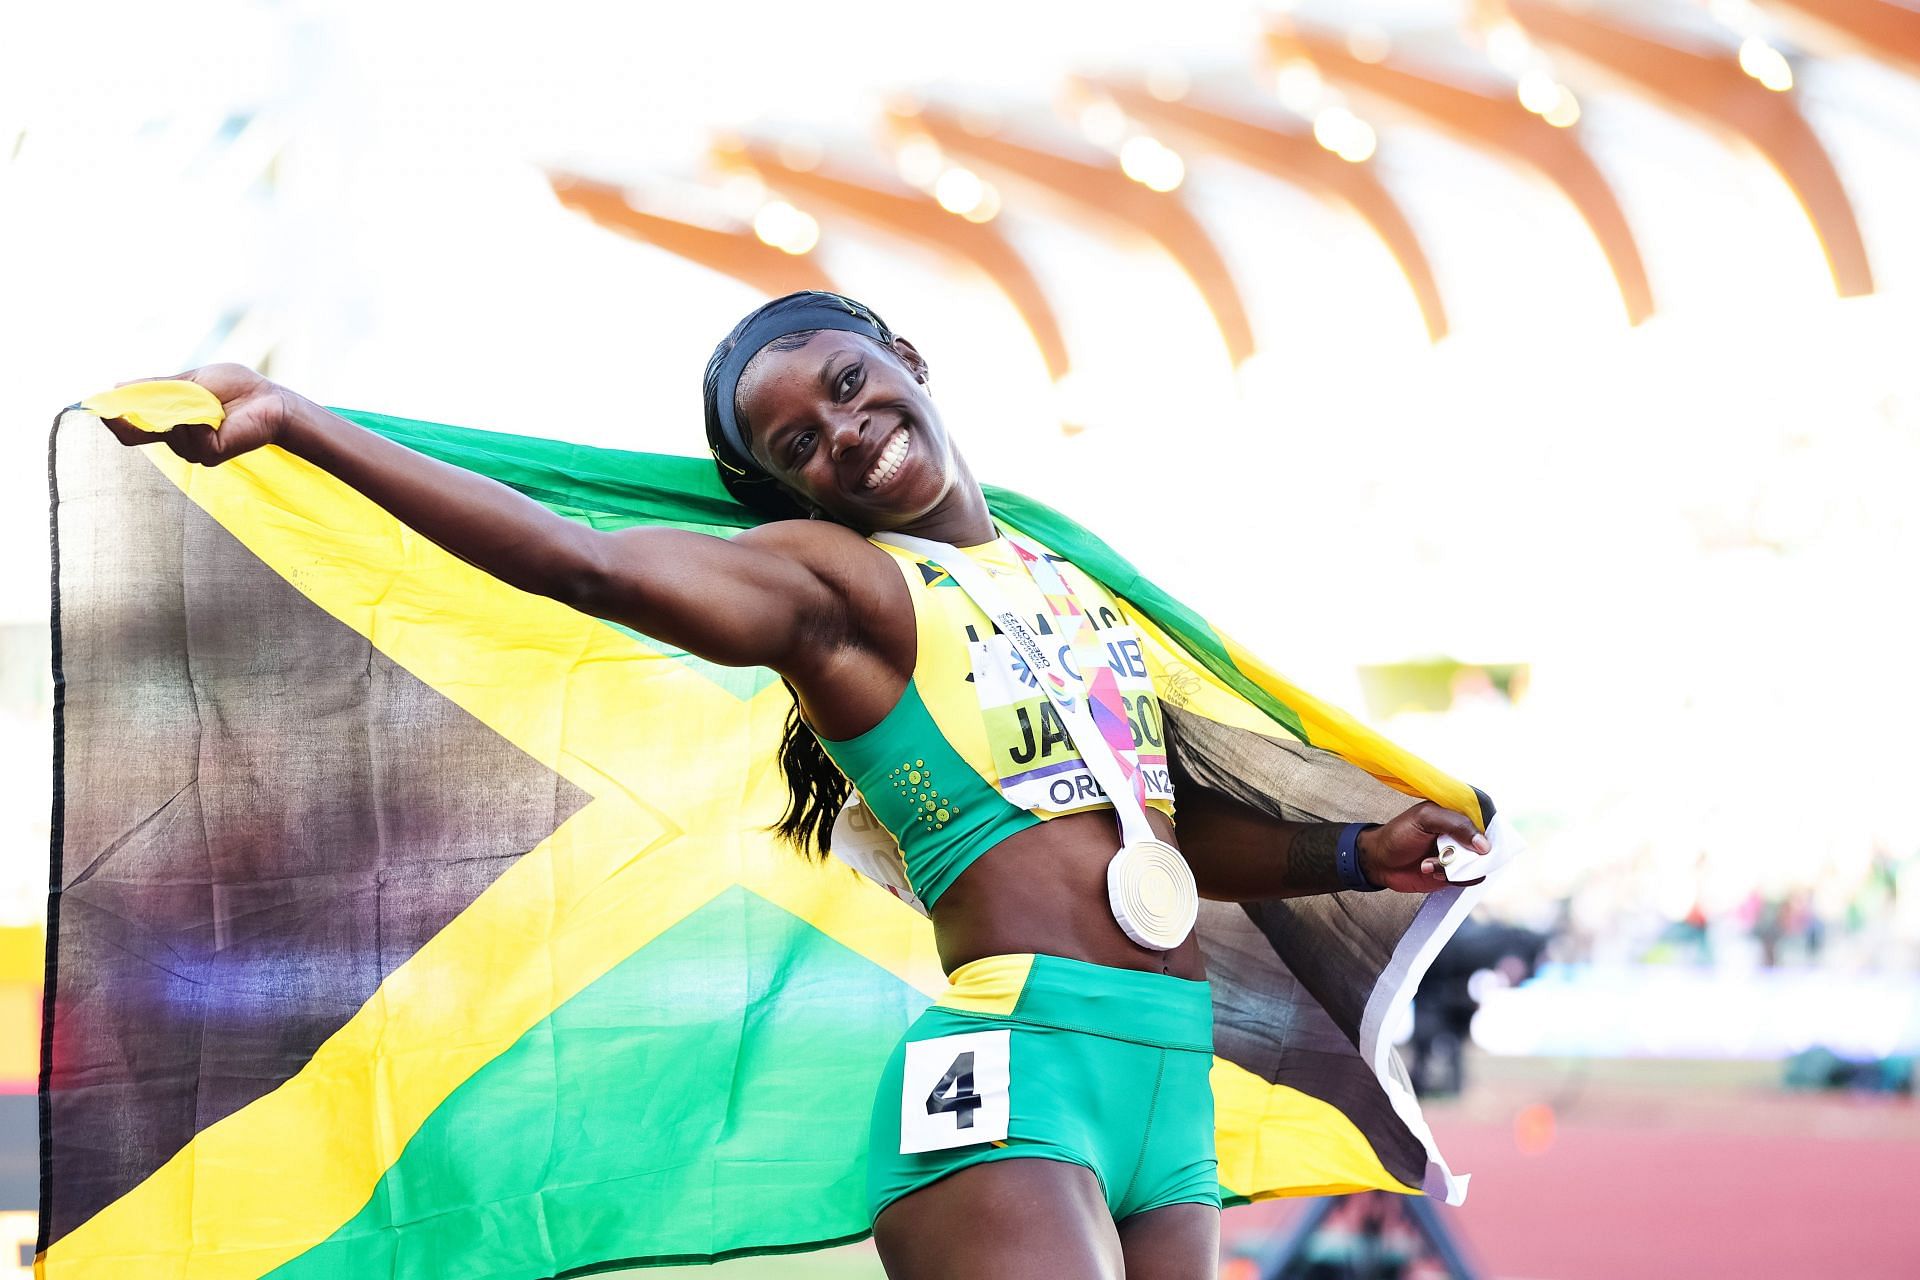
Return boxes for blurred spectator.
[1409,920,1549,1097]
[1495,835,1915,975]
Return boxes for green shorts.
[867,952,1221,1223]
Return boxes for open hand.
[100,364,298,466]
[1358,801,1490,892]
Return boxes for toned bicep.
[570,523,843,670]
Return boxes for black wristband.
[1335,822,1385,892]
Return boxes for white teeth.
[863,428,909,489]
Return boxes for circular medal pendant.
[1106,839,1199,951]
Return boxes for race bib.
[899,1029,1011,1153]
[965,595,1171,815]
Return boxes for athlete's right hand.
[100,364,299,467]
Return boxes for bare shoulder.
[731,516,865,556]
[732,518,893,584]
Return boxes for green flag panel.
[268,888,930,1279]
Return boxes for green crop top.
[816,534,1175,907]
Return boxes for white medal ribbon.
[875,532,1198,950]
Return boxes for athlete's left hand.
[1358,802,1489,892]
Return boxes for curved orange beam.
[1268,22,1655,324]
[1086,76,1450,342]
[717,137,1073,381]
[891,104,1258,366]
[1761,0,1920,78]
[547,172,837,298]
[1504,0,1874,297]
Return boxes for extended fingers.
[161,423,221,465]
[100,417,210,461]
[101,417,150,447]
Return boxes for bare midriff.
[926,806,1207,980]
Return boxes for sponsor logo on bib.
[962,577,1171,815]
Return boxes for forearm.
[1265,822,1353,899]
[274,394,837,670]
[1174,767,1482,898]
[1174,786,1360,900]
[279,395,602,604]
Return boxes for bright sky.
[4,0,1920,928]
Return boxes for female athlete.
[104,291,1487,1280]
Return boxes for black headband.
[713,300,887,469]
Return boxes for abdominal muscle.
[925,805,1207,981]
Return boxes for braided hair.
[702,292,901,858]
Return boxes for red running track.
[1222,1089,1920,1278]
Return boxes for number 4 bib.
[898,1029,1011,1153]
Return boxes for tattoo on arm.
[1285,823,1346,896]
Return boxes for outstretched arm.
[101,365,850,672]
[1175,783,1489,899]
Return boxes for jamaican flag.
[41,404,1512,1278]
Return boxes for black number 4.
[925,1051,982,1129]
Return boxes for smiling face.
[736,330,965,532]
